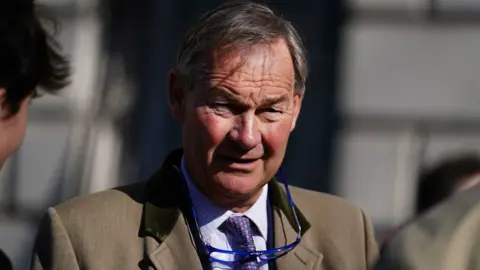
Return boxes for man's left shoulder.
[290,186,363,215]
[289,186,368,229]
[289,186,378,268]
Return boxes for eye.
[256,107,284,122]
[210,102,228,109]
[209,102,233,114]
[258,108,282,114]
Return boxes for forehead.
[201,39,295,95]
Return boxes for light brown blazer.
[31,150,378,270]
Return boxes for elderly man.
[31,2,378,269]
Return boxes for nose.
[229,113,261,150]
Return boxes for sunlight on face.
[179,39,303,207]
[0,89,30,168]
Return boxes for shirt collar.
[181,156,269,241]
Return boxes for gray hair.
[176,1,308,94]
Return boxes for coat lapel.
[145,206,202,270]
[269,181,324,270]
[140,150,202,270]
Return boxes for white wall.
[335,1,480,232]
[343,23,480,119]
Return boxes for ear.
[0,88,5,102]
[290,94,303,131]
[167,69,186,122]
[0,88,8,119]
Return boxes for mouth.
[221,156,259,163]
[216,155,261,170]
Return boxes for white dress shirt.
[181,157,270,270]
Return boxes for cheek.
[262,119,293,154]
[191,108,232,152]
[0,110,28,165]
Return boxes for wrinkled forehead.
[198,39,295,94]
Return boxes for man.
[374,184,480,270]
[31,2,378,269]
[0,0,69,269]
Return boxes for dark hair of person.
[0,0,70,116]
[416,153,480,215]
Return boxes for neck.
[220,190,264,213]
[182,157,264,213]
[193,177,264,213]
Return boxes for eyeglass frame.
[174,165,302,264]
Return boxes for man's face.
[169,38,302,206]
[0,89,30,169]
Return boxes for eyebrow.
[208,87,290,106]
[208,87,240,102]
[262,95,289,106]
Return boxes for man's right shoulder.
[51,181,148,221]
[32,182,150,269]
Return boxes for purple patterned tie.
[223,216,260,270]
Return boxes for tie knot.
[223,216,256,246]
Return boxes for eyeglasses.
[175,165,302,264]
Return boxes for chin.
[215,172,263,197]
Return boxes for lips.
[216,154,261,171]
[220,156,258,163]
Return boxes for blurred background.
[1,0,480,268]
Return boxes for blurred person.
[373,183,480,270]
[380,153,480,247]
[31,1,378,269]
[374,153,480,269]
[0,0,70,169]
[416,153,480,215]
[0,0,70,269]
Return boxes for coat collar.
[142,149,322,269]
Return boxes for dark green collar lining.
[144,202,180,243]
[268,177,311,236]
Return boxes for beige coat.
[31,150,378,270]
[374,184,480,270]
